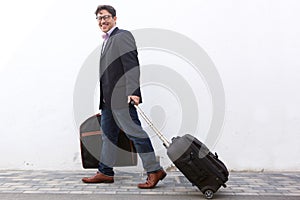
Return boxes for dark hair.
[95,5,116,17]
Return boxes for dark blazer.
[99,27,142,109]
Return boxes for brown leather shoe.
[138,169,167,189]
[82,172,114,184]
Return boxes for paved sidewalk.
[0,170,299,199]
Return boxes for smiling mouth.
[101,23,109,27]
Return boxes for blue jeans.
[98,104,162,176]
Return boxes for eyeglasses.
[96,15,112,21]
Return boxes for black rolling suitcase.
[134,103,229,199]
[167,134,229,199]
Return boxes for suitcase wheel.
[204,189,214,199]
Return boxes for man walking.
[82,5,167,189]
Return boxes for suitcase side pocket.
[174,151,208,184]
[189,138,229,183]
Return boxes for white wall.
[0,0,299,171]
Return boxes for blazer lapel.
[101,27,119,58]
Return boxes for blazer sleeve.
[117,31,141,97]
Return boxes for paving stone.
[0,170,299,197]
[116,191,140,195]
[68,191,93,194]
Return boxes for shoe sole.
[138,173,167,189]
[82,180,114,184]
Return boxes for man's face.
[96,9,117,33]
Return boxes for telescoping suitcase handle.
[130,101,170,148]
